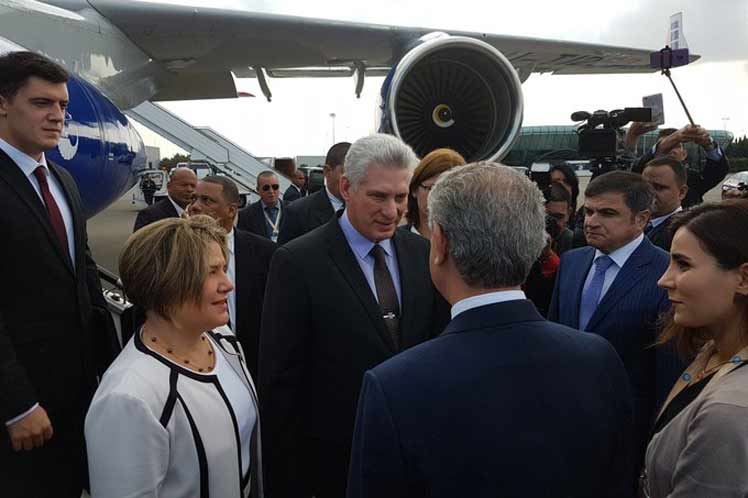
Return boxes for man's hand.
[7,405,53,451]
[624,122,658,151]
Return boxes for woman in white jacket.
[85,215,263,498]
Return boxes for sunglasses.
[261,184,280,192]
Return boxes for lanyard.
[263,203,282,242]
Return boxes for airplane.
[0,0,699,216]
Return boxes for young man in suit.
[237,170,284,241]
[188,175,276,377]
[0,51,118,498]
[283,168,306,203]
[132,166,197,231]
[259,134,449,498]
[348,164,634,498]
[278,142,350,244]
[641,157,688,251]
[548,170,682,487]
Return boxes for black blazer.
[277,188,335,244]
[348,300,635,498]
[237,199,285,240]
[232,229,276,378]
[132,197,179,232]
[283,184,303,203]
[0,151,117,495]
[646,218,674,252]
[259,214,450,498]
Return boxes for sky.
[132,0,748,160]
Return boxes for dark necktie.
[370,244,400,349]
[34,166,69,257]
[645,222,655,236]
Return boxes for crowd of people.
[3,51,748,498]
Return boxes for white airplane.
[0,0,697,215]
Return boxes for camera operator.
[627,123,729,207]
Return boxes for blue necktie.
[645,222,655,236]
[579,255,614,331]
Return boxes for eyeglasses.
[261,184,280,192]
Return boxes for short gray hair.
[344,134,418,190]
[428,163,546,288]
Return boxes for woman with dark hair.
[549,164,580,224]
[641,200,748,498]
[404,148,465,239]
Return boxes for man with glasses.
[238,170,284,242]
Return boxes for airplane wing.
[88,0,700,101]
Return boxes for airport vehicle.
[0,1,694,217]
[722,171,748,199]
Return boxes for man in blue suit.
[548,170,682,481]
[348,164,634,498]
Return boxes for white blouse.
[85,327,264,498]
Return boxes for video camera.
[572,108,651,159]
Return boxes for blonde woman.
[85,216,263,498]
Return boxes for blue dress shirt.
[339,210,402,306]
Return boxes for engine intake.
[382,34,524,162]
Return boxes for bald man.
[133,167,197,232]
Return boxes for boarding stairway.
[125,101,290,193]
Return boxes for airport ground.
[87,179,725,277]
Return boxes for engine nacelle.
[380,33,524,162]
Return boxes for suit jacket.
[259,214,450,498]
[237,199,285,240]
[132,197,179,232]
[633,146,729,207]
[232,229,276,378]
[277,188,335,244]
[283,184,303,204]
[646,219,674,252]
[548,238,682,461]
[0,150,118,496]
[347,300,635,498]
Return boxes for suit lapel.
[570,248,595,328]
[0,152,74,274]
[392,231,419,348]
[324,217,396,354]
[586,239,654,331]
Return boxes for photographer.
[627,124,729,207]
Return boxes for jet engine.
[381,33,524,162]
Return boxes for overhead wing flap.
[152,71,237,101]
[89,1,698,81]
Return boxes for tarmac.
[86,177,725,278]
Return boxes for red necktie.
[33,166,69,256]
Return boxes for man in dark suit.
[641,157,688,251]
[548,171,682,486]
[283,168,306,203]
[348,164,634,498]
[0,51,118,498]
[259,134,449,498]
[278,142,350,244]
[189,175,275,377]
[630,124,729,208]
[237,170,284,242]
[132,166,196,231]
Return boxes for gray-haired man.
[259,134,449,498]
[347,163,634,498]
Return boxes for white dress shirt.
[451,290,527,319]
[0,138,75,263]
[650,206,683,229]
[581,233,645,305]
[226,229,237,329]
